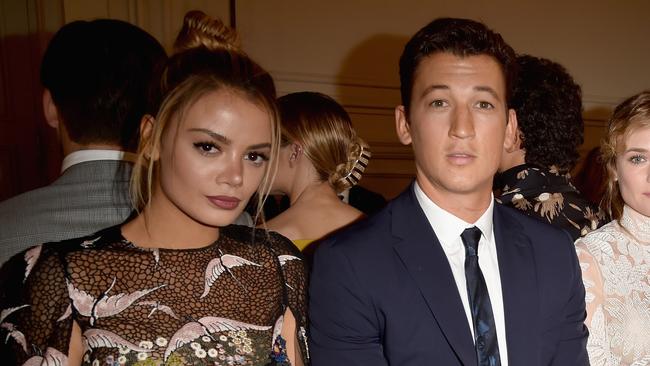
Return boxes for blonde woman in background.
[0,11,308,366]
[265,92,371,254]
[576,90,650,365]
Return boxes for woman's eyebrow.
[187,128,231,145]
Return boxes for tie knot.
[461,226,482,256]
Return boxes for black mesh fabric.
[0,224,308,365]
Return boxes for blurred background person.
[0,19,166,264]
[0,11,307,366]
[496,54,607,240]
[573,146,608,207]
[265,91,371,254]
[576,90,650,365]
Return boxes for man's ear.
[140,114,159,161]
[395,105,412,145]
[503,109,519,152]
[42,89,60,129]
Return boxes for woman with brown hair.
[265,92,370,253]
[576,90,650,365]
[0,11,307,366]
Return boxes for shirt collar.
[61,149,136,173]
[413,181,494,247]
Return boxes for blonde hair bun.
[174,10,241,53]
[330,137,371,193]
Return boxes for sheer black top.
[0,224,308,366]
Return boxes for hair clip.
[343,144,371,187]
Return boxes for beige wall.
[5,0,647,199]
[61,0,231,52]
[236,0,650,197]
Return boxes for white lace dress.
[576,205,650,366]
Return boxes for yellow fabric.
[292,239,315,251]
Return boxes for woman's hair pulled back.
[131,10,280,221]
[277,92,371,194]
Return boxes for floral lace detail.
[620,206,650,244]
[576,205,650,365]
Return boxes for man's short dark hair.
[512,55,583,171]
[399,18,517,114]
[40,19,166,150]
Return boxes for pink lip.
[446,152,476,165]
[207,195,241,210]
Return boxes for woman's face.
[155,89,272,227]
[616,125,650,217]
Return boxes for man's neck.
[63,144,125,157]
[498,149,526,173]
[62,136,125,157]
[415,177,493,223]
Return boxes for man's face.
[396,52,516,204]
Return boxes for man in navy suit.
[309,18,589,366]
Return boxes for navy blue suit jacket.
[309,185,589,365]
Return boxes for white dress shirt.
[414,182,508,365]
[61,149,137,173]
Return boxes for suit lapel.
[493,206,539,364]
[391,186,476,366]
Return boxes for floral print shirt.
[496,164,607,240]
[0,224,309,366]
[576,205,650,365]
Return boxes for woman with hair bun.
[265,92,371,253]
[0,11,308,366]
[576,90,650,365]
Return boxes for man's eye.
[477,101,494,109]
[431,100,447,108]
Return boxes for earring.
[290,144,302,161]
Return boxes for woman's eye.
[476,101,494,109]
[245,151,269,166]
[630,154,647,164]
[193,142,219,155]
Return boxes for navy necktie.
[461,226,501,366]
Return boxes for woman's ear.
[289,143,302,162]
[140,114,159,161]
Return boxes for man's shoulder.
[496,203,572,243]
[0,164,133,264]
[0,160,131,210]
[496,203,580,281]
[0,183,63,220]
[317,197,400,256]
[0,167,130,222]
